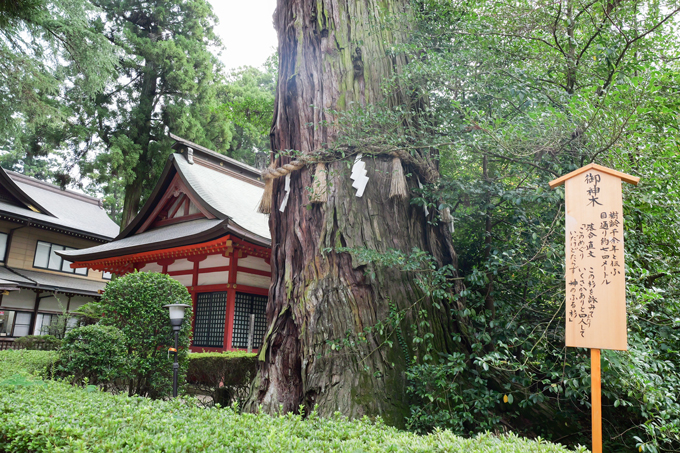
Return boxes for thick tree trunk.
[121,178,143,228]
[246,0,462,426]
[120,58,157,228]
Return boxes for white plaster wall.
[139,262,163,273]
[67,295,95,312]
[236,273,270,289]
[238,256,270,272]
[0,289,36,310]
[197,271,229,286]
[167,259,193,272]
[200,254,229,269]
[171,274,193,286]
[38,295,69,312]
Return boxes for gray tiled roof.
[0,267,104,296]
[0,170,119,240]
[9,268,105,295]
[0,266,35,285]
[174,155,270,240]
[59,218,226,260]
[0,278,20,290]
[55,135,271,264]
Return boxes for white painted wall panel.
[68,296,95,312]
[238,256,270,272]
[139,262,163,273]
[39,295,69,312]
[200,254,229,269]
[197,271,229,286]
[171,274,193,287]
[0,289,36,310]
[236,273,270,289]
[167,259,193,272]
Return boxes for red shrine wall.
[137,250,270,352]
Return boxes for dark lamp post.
[163,303,190,398]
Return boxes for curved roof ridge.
[169,132,263,178]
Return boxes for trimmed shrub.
[0,378,585,452]
[0,350,57,380]
[13,335,61,350]
[100,271,192,399]
[56,324,128,387]
[187,351,257,406]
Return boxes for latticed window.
[193,292,227,348]
[232,292,267,349]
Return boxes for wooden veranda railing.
[0,338,56,351]
[0,338,18,350]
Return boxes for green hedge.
[187,352,258,406]
[0,350,583,452]
[188,351,257,386]
[0,378,585,453]
[0,350,57,380]
[13,335,62,351]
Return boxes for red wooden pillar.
[224,252,239,351]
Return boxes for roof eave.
[14,283,101,297]
[0,212,115,242]
[56,219,231,262]
[224,221,271,248]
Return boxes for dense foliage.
[0,379,583,452]
[56,324,128,387]
[70,302,104,327]
[321,0,680,451]
[71,0,229,226]
[187,351,257,406]
[99,271,192,398]
[220,60,276,168]
[0,351,582,452]
[0,350,57,380]
[0,0,116,173]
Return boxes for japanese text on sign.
[563,170,628,350]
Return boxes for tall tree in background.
[1,0,278,225]
[220,58,276,168]
[247,0,461,425]
[0,0,116,177]
[80,0,228,227]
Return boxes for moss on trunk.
[246,0,462,427]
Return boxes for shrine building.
[60,134,272,352]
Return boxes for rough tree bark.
[246,0,462,426]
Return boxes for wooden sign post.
[549,163,639,453]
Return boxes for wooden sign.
[550,164,639,350]
[550,163,639,453]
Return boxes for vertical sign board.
[565,169,628,350]
[550,163,639,453]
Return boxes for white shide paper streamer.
[350,153,369,197]
[279,173,291,212]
